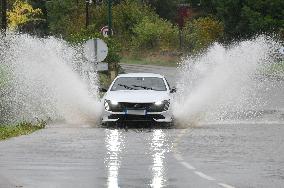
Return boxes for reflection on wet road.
[150,130,169,188]
[104,129,172,188]
[105,129,124,188]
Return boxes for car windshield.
[111,77,167,91]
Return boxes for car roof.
[117,73,164,78]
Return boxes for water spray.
[0,33,102,125]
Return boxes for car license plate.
[126,110,146,115]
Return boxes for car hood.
[104,90,170,103]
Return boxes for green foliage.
[183,16,224,52]
[237,1,284,37]
[112,0,157,44]
[208,0,284,39]
[67,28,102,44]
[104,38,122,63]
[146,0,179,21]
[46,0,84,36]
[98,72,111,89]
[2,0,282,43]
[132,16,179,50]
[0,120,46,140]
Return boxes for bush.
[132,16,179,51]
[183,16,224,52]
[113,0,157,45]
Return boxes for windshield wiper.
[132,85,153,90]
[118,84,137,90]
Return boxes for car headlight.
[104,100,110,111]
[104,100,119,111]
[111,100,118,105]
[151,100,170,111]
[154,101,163,105]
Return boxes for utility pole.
[1,0,7,32]
[107,0,117,81]
[85,0,89,28]
[108,0,112,36]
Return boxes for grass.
[0,120,46,141]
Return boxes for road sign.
[100,26,113,37]
[83,38,108,62]
[95,63,108,71]
[279,47,284,55]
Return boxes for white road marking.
[194,171,216,181]
[180,161,196,170]
[218,183,236,188]
[173,128,236,188]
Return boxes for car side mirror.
[99,88,108,93]
[170,87,177,93]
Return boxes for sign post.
[108,0,112,36]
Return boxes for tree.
[237,0,284,37]
[27,0,48,35]
[7,0,42,31]
[112,0,157,44]
[46,0,84,37]
[212,0,284,39]
[132,16,179,50]
[183,16,224,52]
[145,0,180,22]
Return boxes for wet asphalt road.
[0,122,283,188]
[0,63,283,188]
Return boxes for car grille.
[109,102,169,112]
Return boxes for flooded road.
[0,121,283,188]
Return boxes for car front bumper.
[102,110,173,123]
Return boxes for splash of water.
[0,33,102,125]
[173,36,282,126]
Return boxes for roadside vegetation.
[99,71,112,89]
[0,120,46,140]
[1,0,282,68]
